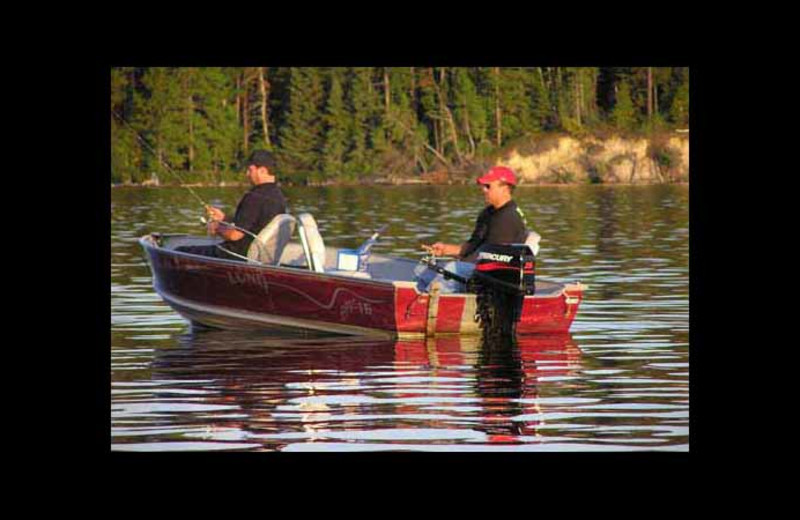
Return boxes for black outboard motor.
[468,243,536,337]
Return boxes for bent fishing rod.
[112,110,211,211]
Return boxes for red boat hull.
[140,235,585,338]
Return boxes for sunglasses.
[481,182,506,191]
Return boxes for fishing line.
[111,109,210,209]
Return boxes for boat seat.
[296,212,371,279]
[247,214,297,265]
[525,230,541,257]
[296,213,326,273]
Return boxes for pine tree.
[384,67,428,174]
[278,67,324,182]
[191,68,239,183]
[345,67,374,178]
[451,67,485,159]
[367,69,391,172]
[611,81,637,131]
[670,68,689,127]
[417,68,443,159]
[321,68,348,182]
[527,67,549,132]
[580,67,600,127]
[111,68,144,183]
[471,67,499,155]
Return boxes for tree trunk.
[387,109,450,166]
[435,67,462,163]
[654,76,659,116]
[428,68,442,156]
[575,69,582,126]
[463,92,476,158]
[494,67,501,147]
[384,68,390,113]
[235,73,241,125]
[410,67,416,112]
[187,95,194,172]
[647,67,653,121]
[243,82,249,155]
[258,67,271,148]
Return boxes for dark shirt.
[459,200,528,262]
[223,182,288,258]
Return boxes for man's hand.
[422,242,458,257]
[205,205,226,222]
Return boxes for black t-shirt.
[459,200,528,262]
[223,182,288,257]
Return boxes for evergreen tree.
[471,67,499,155]
[345,67,374,178]
[191,68,239,182]
[417,68,442,158]
[110,65,687,185]
[611,81,637,131]
[111,67,140,183]
[580,67,601,126]
[278,67,324,182]
[367,69,391,172]
[384,67,428,173]
[321,68,348,181]
[527,67,549,131]
[670,68,689,127]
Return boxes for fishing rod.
[113,110,270,262]
[111,109,210,210]
[418,254,529,295]
[198,217,259,240]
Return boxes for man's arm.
[206,204,245,241]
[423,242,464,257]
[214,222,245,241]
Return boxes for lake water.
[111,184,689,452]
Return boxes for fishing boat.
[139,213,585,339]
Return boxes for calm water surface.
[111,184,689,451]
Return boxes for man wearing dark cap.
[419,166,528,292]
[178,150,288,260]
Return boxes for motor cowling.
[471,243,536,296]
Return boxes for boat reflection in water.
[146,330,582,451]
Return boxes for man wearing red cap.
[419,166,529,293]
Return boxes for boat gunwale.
[140,233,585,299]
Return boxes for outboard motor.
[468,243,536,337]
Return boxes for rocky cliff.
[496,133,689,184]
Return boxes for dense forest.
[111,67,689,185]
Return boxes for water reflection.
[112,330,581,451]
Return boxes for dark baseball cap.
[246,150,277,170]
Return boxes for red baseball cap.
[477,166,517,186]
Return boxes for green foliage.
[278,67,325,182]
[647,138,681,169]
[321,69,348,182]
[611,82,637,131]
[550,166,576,184]
[343,67,377,179]
[109,66,689,184]
[670,70,689,127]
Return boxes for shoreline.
[112,179,689,189]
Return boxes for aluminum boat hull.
[140,234,585,338]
